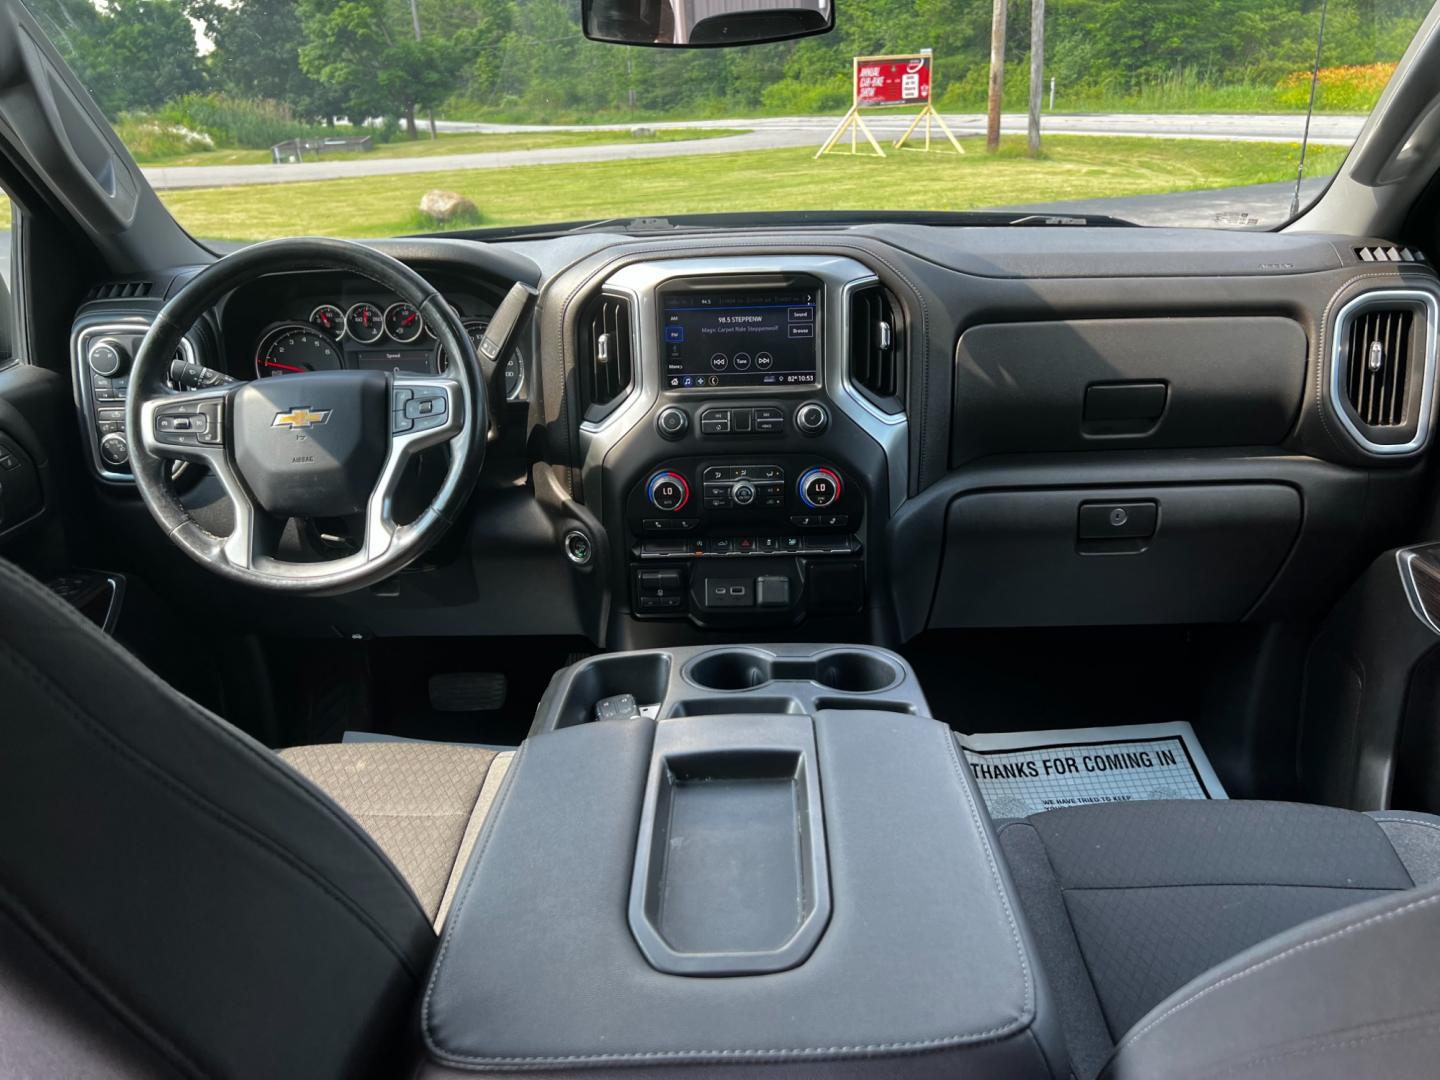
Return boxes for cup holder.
[686,648,902,695]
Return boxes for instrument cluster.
[246,292,525,401]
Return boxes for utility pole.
[409,0,439,139]
[986,0,1007,152]
[1028,0,1045,157]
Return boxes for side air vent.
[1355,245,1426,264]
[578,292,634,419]
[1330,289,1438,454]
[1344,307,1414,426]
[86,280,153,301]
[848,285,903,412]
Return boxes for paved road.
[142,112,1364,191]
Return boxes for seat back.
[0,559,435,1079]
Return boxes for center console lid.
[419,680,1061,1077]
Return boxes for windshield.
[17,0,1437,239]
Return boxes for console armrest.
[420,711,1062,1077]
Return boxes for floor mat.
[958,721,1227,819]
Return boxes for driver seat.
[0,557,509,1079]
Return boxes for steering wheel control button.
[795,401,830,436]
[563,530,594,566]
[646,471,691,513]
[656,406,689,440]
[99,434,129,467]
[87,338,128,377]
[798,467,842,509]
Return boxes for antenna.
[1291,0,1332,219]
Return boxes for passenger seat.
[997,799,1440,1079]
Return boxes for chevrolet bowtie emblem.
[272,407,332,430]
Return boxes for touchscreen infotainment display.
[661,289,818,389]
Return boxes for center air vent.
[1330,289,1437,454]
[849,285,903,412]
[578,292,634,419]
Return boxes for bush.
[1275,63,1396,112]
[114,115,215,162]
[760,75,850,115]
[158,93,323,149]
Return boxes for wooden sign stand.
[816,52,963,160]
[815,106,887,159]
[894,102,965,154]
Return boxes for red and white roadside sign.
[854,54,932,109]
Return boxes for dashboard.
[67,225,1440,650]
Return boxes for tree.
[296,0,488,135]
[186,0,345,121]
[26,0,205,116]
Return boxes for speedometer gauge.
[438,317,524,400]
[309,304,345,341]
[255,324,344,378]
[346,302,384,344]
[384,302,424,343]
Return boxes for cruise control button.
[392,412,414,433]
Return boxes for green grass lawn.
[137,127,743,168]
[155,136,1350,241]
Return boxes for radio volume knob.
[656,406,689,441]
[798,467,841,509]
[646,471,690,512]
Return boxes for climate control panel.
[625,455,865,623]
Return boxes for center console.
[573,256,908,643]
[416,646,1061,1078]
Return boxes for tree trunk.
[986,0,1007,152]
[405,103,418,140]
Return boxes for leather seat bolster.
[0,558,435,1079]
[1102,879,1440,1080]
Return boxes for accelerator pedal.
[428,672,507,713]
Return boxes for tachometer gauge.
[309,304,345,341]
[345,302,384,344]
[384,302,424,343]
[255,324,344,378]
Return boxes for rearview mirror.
[582,0,833,48]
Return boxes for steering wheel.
[125,237,487,595]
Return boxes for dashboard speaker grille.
[580,293,633,415]
[1344,306,1415,427]
[849,285,902,410]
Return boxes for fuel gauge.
[309,304,346,341]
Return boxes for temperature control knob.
[797,467,841,509]
[646,471,690,513]
[87,338,129,377]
